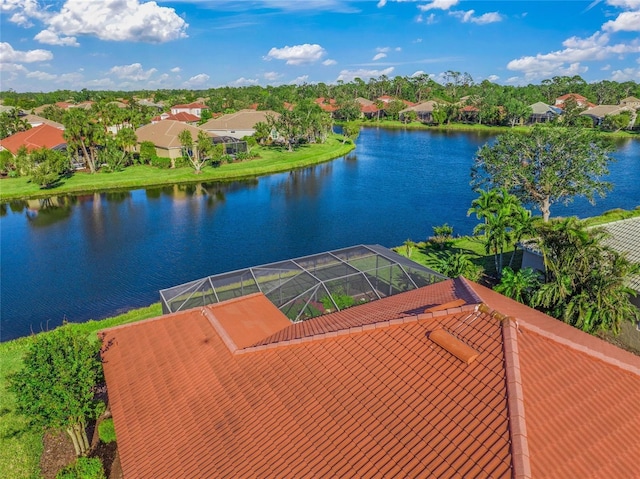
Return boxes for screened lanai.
[159,245,447,322]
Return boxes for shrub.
[55,457,105,479]
[150,156,171,169]
[430,223,454,248]
[235,152,251,161]
[222,154,234,164]
[321,290,355,311]
[98,418,116,444]
[138,141,157,165]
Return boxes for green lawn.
[0,137,355,201]
[0,304,162,479]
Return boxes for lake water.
[1,128,639,340]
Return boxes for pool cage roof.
[159,244,447,323]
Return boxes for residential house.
[528,102,561,123]
[620,96,640,109]
[170,102,208,118]
[399,100,440,123]
[22,114,65,130]
[315,97,338,113]
[151,112,200,125]
[135,120,215,160]
[356,97,381,119]
[199,109,280,139]
[0,124,66,155]
[580,104,635,127]
[554,93,595,109]
[101,250,640,479]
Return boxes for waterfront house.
[580,104,635,127]
[0,124,66,155]
[200,109,280,139]
[527,102,561,123]
[399,100,440,123]
[135,120,216,160]
[100,249,640,478]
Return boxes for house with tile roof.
[135,120,216,160]
[101,257,640,478]
[0,124,66,155]
[554,93,595,109]
[200,109,280,139]
[620,96,640,109]
[528,102,562,124]
[22,114,65,130]
[580,104,635,127]
[399,100,441,123]
[170,102,208,118]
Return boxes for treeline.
[1,73,639,114]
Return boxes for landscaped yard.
[0,136,355,201]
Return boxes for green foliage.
[98,141,127,173]
[0,149,16,174]
[8,326,103,456]
[342,122,360,143]
[28,147,70,188]
[435,252,484,282]
[97,418,116,444]
[321,290,356,311]
[494,267,541,304]
[55,457,105,479]
[472,125,615,221]
[138,141,157,164]
[532,217,640,334]
[430,223,454,248]
[150,156,172,169]
[602,111,632,131]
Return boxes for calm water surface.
[2,128,639,340]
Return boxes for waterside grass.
[0,136,355,202]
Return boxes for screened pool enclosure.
[160,245,447,322]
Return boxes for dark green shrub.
[321,291,355,311]
[138,141,157,165]
[150,156,171,169]
[56,457,105,479]
[430,223,454,248]
[98,418,116,444]
[174,156,190,168]
[235,152,250,161]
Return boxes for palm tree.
[494,267,540,304]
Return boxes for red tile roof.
[101,276,640,479]
[167,112,200,122]
[0,124,66,155]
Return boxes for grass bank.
[0,304,162,479]
[0,136,355,202]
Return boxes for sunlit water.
[1,128,638,340]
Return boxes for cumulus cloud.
[373,53,387,61]
[26,70,57,81]
[170,67,181,73]
[230,77,259,86]
[603,10,640,31]
[0,42,53,62]
[265,43,327,65]
[264,71,281,81]
[337,67,394,82]
[0,62,28,73]
[290,75,309,84]
[322,59,337,66]
[2,0,48,27]
[183,73,209,87]
[418,0,459,12]
[29,0,188,45]
[507,31,640,80]
[109,63,157,81]
[611,67,640,81]
[34,29,79,46]
[450,10,503,24]
[486,75,500,82]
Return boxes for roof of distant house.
[0,124,66,154]
[101,273,640,479]
[200,109,280,131]
[400,100,440,114]
[22,114,64,130]
[172,102,208,110]
[620,96,640,104]
[580,104,629,118]
[135,120,213,149]
[529,102,561,115]
[599,216,640,291]
[356,97,375,106]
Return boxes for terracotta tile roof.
[0,124,66,155]
[167,112,200,122]
[101,275,640,479]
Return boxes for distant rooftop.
[159,244,447,321]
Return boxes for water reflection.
[272,163,334,200]
[23,196,75,227]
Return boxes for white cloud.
[506,76,521,84]
[34,29,79,46]
[84,78,115,88]
[377,0,387,6]
[230,77,259,86]
[183,73,209,87]
[0,42,53,62]
[486,74,500,82]
[322,59,337,66]
[373,53,387,61]
[264,71,281,81]
[26,70,57,81]
[170,67,181,73]
[410,70,425,77]
[610,67,640,81]
[33,0,188,45]
[376,47,391,53]
[603,10,640,31]
[265,43,327,65]
[337,67,394,82]
[2,0,47,27]
[418,0,459,12]
[109,63,157,81]
[601,64,611,70]
[290,75,309,84]
[450,10,503,24]
[0,62,28,73]
[507,31,640,80]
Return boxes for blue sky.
[1,0,639,92]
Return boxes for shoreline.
[0,136,355,202]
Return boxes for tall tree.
[8,327,103,456]
[63,108,104,173]
[471,126,614,222]
[179,129,213,173]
